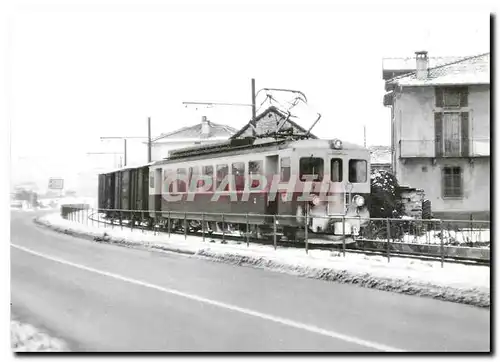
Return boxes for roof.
[382,56,467,73]
[152,120,237,142]
[369,145,391,164]
[387,53,490,87]
[231,106,318,139]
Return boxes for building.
[149,116,237,161]
[369,145,392,173]
[231,106,317,139]
[383,51,490,220]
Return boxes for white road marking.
[11,243,404,352]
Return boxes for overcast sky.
[6,2,490,190]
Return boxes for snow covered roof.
[369,145,391,165]
[152,121,237,143]
[387,53,490,87]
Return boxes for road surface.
[10,210,490,352]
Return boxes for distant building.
[149,116,237,161]
[369,146,392,173]
[383,51,490,220]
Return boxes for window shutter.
[460,87,469,107]
[461,112,469,157]
[434,112,443,157]
[435,87,443,107]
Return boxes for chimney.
[201,116,210,137]
[415,51,428,80]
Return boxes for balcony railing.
[399,139,490,158]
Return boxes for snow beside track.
[36,212,490,307]
[11,318,68,352]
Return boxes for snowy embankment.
[35,212,490,308]
[11,318,68,352]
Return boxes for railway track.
[82,212,489,267]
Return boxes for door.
[265,155,279,215]
[154,168,162,212]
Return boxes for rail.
[59,205,490,268]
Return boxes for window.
[149,173,155,188]
[280,157,291,182]
[216,164,229,190]
[348,160,367,183]
[442,166,463,198]
[249,160,263,188]
[435,87,468,108]
[201,165,214,190]
[331,158,343,182]
[232,162,245,191]
[435,112,469,157]
[177,168,187,192]
[299,157,324,181]
[188,166,199,191]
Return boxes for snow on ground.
[39,212,490,294]
[11,318,68,352]
[399,229,490,245]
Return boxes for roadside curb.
[34,217,490,309]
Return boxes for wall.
[397,157,489,219]
[392,84,490,219]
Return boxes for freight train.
[98,136,371,243]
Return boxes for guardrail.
[59,205,490,267]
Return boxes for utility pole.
[100,136,148,168]
[251,78,256,136]
[148,117,152,163]
[123,139,127,166]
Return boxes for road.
[11,210,490,352]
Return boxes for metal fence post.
[168,211,171,238]
[142,211,145,233]
[273,214,277,250]
[130,212,133,232]
[342,216,346,258]
[120,211,123,230]
[440,221,444,268]
[202,213,205,242]
[305,206,309,255]
[184,212,187,240]
[222,214,225,243]
[91,209,94,227]
[246,213,249,247]
[386,218,391,263]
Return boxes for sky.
[6,2,491,192]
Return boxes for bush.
[368,170,404,219]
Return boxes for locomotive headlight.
[353,195,365,207]
[311,195,321,206]
[330,139,343,149]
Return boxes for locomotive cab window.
[300,157,324,181]
[348,160,367,183]
[331,158,343,182]
[280,157,291,182]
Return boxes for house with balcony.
[383,51,490,220]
